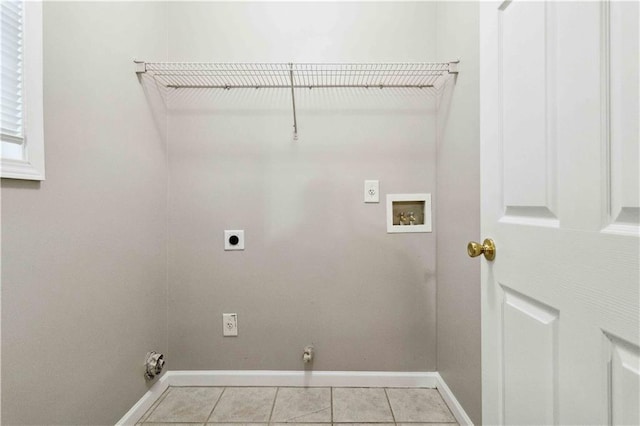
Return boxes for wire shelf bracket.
[134,60,460,139]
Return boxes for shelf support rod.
[289,62,298,140]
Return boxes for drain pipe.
[144,351,165,380]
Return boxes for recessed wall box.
[386,193,432,233]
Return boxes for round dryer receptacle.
[224,230,245,251]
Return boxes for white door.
[480,1,639,425]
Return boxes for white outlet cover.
[222,313,238,336]
[224,230,245,250]
[364,180,380,203]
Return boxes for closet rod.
[162,84,436,89]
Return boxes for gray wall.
[436,2,482,425]
[1,2,168,424]
[1,2,482,423]
[166,2,440,371]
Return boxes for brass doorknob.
[467,238,496,261]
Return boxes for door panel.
[481,1,639,424]
[501,2,554,215]
[502,287,558,426]
[609,1,639,231]
[607,334,640,425]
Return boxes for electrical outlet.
[222,313,238,336]
[364,180,379,203]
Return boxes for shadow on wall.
[1,179,41,191]
[436,77,456,143]
[138,73,169,148]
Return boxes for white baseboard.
[435,372,474,426]
[168,370,439,388]
[116,373,170,426]
[116,370,472,426]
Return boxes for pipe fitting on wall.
[303,345,314,363]
[144,351,165,381]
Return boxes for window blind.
[1,0,24,146]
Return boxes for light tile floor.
[137,386,458,425]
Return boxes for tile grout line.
[330,387,334,423]
[268,386,280,422]
[383,388,397,425]
[435,388,458,424]
[204,386,227,424]
[139,386,173,423]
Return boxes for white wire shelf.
[136,61,457,89]
[135,61,459,137]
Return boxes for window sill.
[1,158,45,181]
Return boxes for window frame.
[1,0,45,181]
